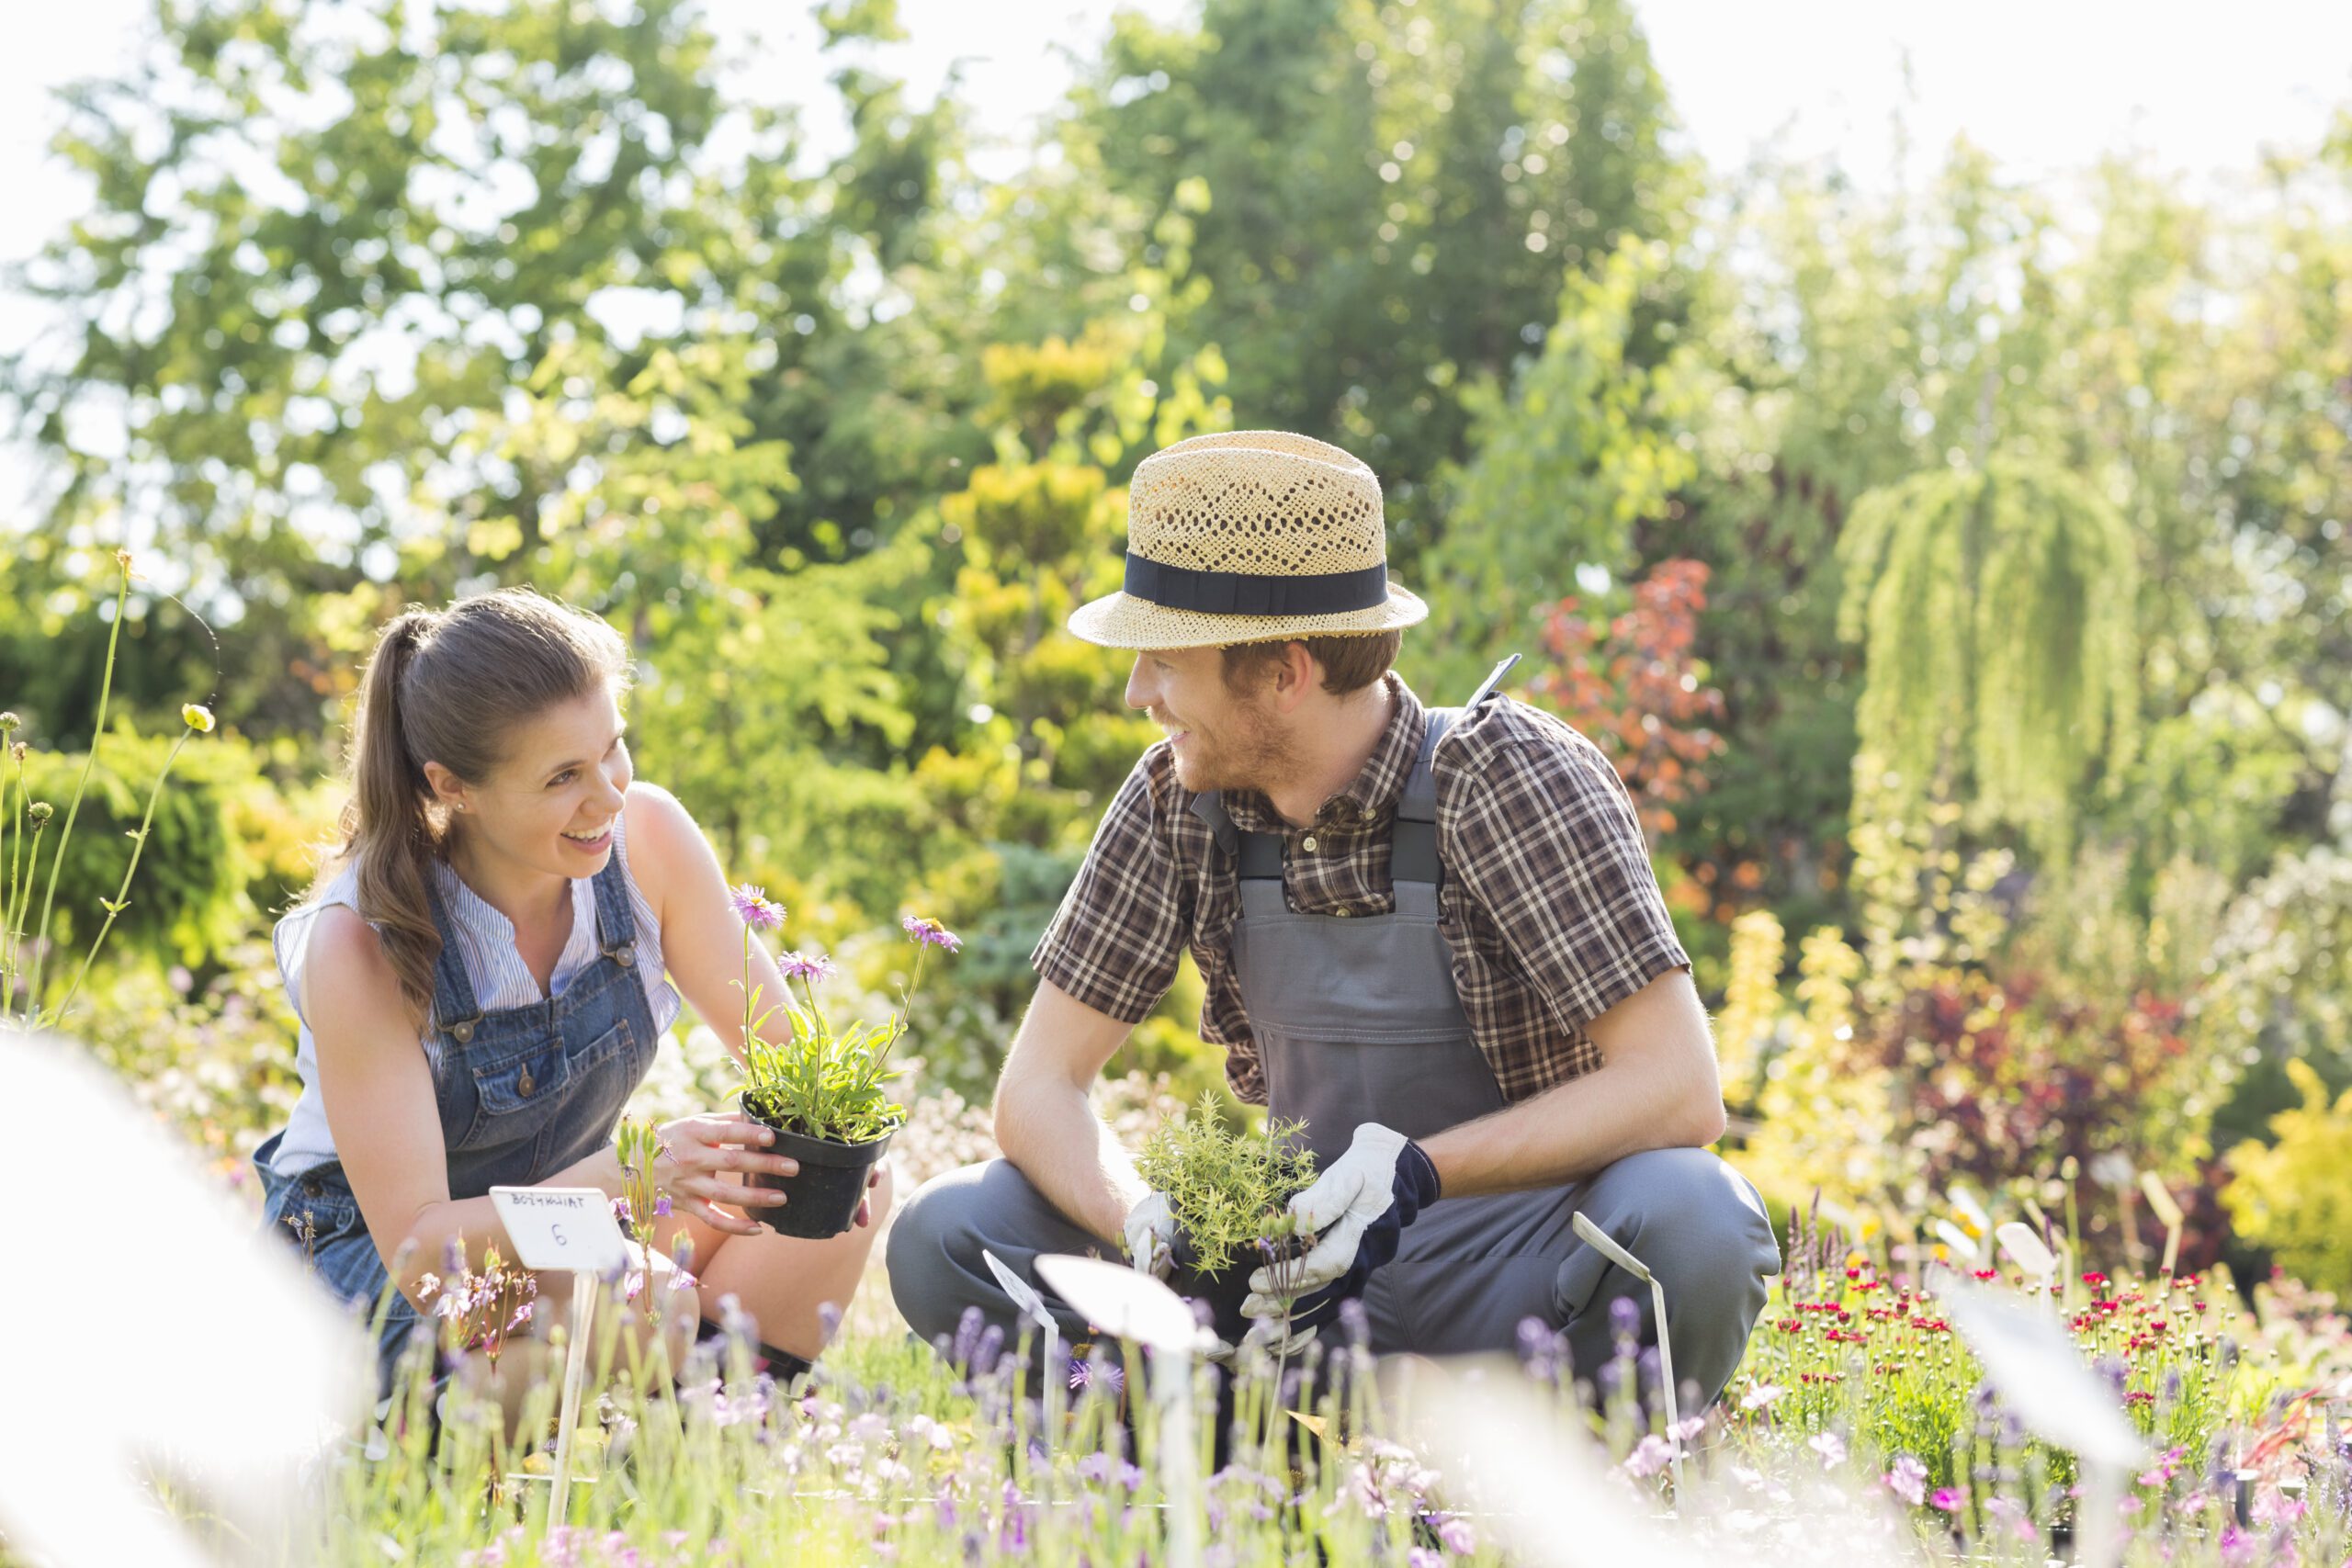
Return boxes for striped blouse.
[265,809,680,1178]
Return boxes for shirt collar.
[1223,672,1425,834]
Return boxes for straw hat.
[1068,430,1429,650]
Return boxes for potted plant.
[1134,1095,1318,1345]
[728,885,960,1237]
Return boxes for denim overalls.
[254,852,660,1393]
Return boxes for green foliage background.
[3,0,2348,1279]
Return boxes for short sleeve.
[1442,728,1690,1035]
[1031,754,1190,1024]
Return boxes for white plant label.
[491,1186,630,1274]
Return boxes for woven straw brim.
[1067,581,1428,651]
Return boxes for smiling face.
[429,684,633,882]
[1125,646,1297,795]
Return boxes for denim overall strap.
[425,873,485,1045]
[588,849,639,972]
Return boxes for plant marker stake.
[984,1249,1063,1452]
[2137,1170,2185,1278]
[490,1187,632,1534]
[1035,1254,1214,1568]
[1994,1220,2057,1302]
[1569,1211,1681,1499]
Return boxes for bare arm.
[305,907,628,1307]
[991,979,1147,1247]
[1419,968,1726,1198]
[623,783,796,1066]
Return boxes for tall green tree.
[1070,0,1691,563]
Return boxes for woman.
[252,587,889,1398]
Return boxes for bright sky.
[5,0,2349,511]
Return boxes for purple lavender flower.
[1609,1294,1642,1338]
[900,914,963,953]
[1338,1297,1372,1348]
[730,884,786,932]
[778,950,837,983]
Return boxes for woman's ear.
[421,759,471,815]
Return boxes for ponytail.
[336,610,445,1029]
[318,590,631,1032]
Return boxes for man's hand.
[1123,1190,1176,1280]
[1242,1122,1440,1324]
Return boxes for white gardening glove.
[1205,1316,1318,1367]
[1123,1190,1175,1280]
[1240,1122,1439,1325]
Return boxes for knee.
[885,1167,976,1342]
[1607,1149,1780,1312]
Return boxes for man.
[889,430,1779,1402]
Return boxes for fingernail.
[760,1129,775,1145]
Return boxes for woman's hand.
[654,1113,797,1235]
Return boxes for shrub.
[2223,1059,2352,1296]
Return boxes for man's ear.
[1267,640,1321,711]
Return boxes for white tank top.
[265,807,681,1178]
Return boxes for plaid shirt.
[1031,673,1690,1105]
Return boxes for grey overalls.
[889,702,1780,1404]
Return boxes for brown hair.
[324,588,631,1029]
[1220,631,1401,698]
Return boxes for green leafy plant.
[2224,1059,2352,1296]
[3,551,217,1030]
[730,886,958,1145]
[1135,1095,1318,1277]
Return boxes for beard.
[1161,692,1300,796]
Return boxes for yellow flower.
[182,704,216,733]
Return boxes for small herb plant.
[729,885,959,1145]
[1135,1094,1317,1277]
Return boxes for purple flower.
[1609,1294,1642,1338]
[778,950,837,983]
[1884,1453,1928,1506]
[900,914,963,953]
[1931,1486,1966,1512]
[1069,1352,1125,1394]
[1621,1434,1676,1480]
[653,1195,672,1218]
[730,884,786,932]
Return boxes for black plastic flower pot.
[738,1095,893,1238]
[1167,1229,1306,1347]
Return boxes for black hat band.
[1122,554,1390,616]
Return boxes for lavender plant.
[729,885,960,1144]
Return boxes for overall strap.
[1389,710,1451,886]
[1393,656,1517,887]
[589,850,639,971]
[424,874,485,1044]
[1191,790,1285,882]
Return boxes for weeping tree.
[1837,457,2140,860]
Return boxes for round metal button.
[1333,907,1351,919]
[518,1066,536,1097]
